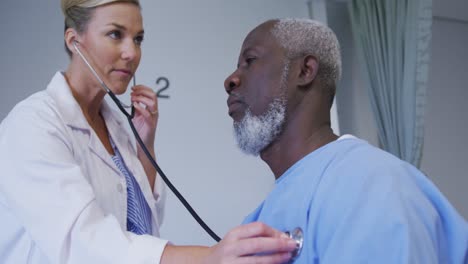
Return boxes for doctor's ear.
[64,28,81,55]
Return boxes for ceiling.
[318,0,468,22]
[433,0,468,22]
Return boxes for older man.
[224,18,467,263]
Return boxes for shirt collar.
[45,71,125,132]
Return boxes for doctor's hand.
[130,85,159,147]
[203,222,296,264]
[130,84,159,190]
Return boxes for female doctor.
[0,0,297,263]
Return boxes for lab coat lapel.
[87,100,127,175]
[46,71,121,174]
[46,72,88,130]
[87,132,121,174]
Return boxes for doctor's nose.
[121,42,139,61]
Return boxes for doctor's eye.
[108,30,122,40]
[134,35,144,45]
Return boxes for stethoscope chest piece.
[285,227,303,262]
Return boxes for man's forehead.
[240,21,278,54]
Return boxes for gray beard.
[233,62,289,156]
[233,98,286,156]
[234,60,290,156]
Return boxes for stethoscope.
[72,40,304,260]
[285,227,303,262]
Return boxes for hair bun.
[61,0,128,15]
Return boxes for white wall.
[0,0,69,117]
[0,0,316,246]
[327,1,468,219]
[420,16,468,219]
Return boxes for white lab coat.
[0,72,168,263]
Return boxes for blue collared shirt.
[243,136,468,263]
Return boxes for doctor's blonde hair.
[61,0,140,56]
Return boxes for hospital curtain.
[348,0,433,168]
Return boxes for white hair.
[270,18,342,92]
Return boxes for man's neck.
[260,124,337,179]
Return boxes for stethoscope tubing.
[72,42,304,257]
[73,41,221,242]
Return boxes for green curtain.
[348,0,432,168]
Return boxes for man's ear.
[64,28,80,55]
[297,55,319,87]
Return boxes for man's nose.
[224,72,240,94]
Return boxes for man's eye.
[108,30,122,39]
[246,57,256,65]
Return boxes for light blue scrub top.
[243,137,468,263]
